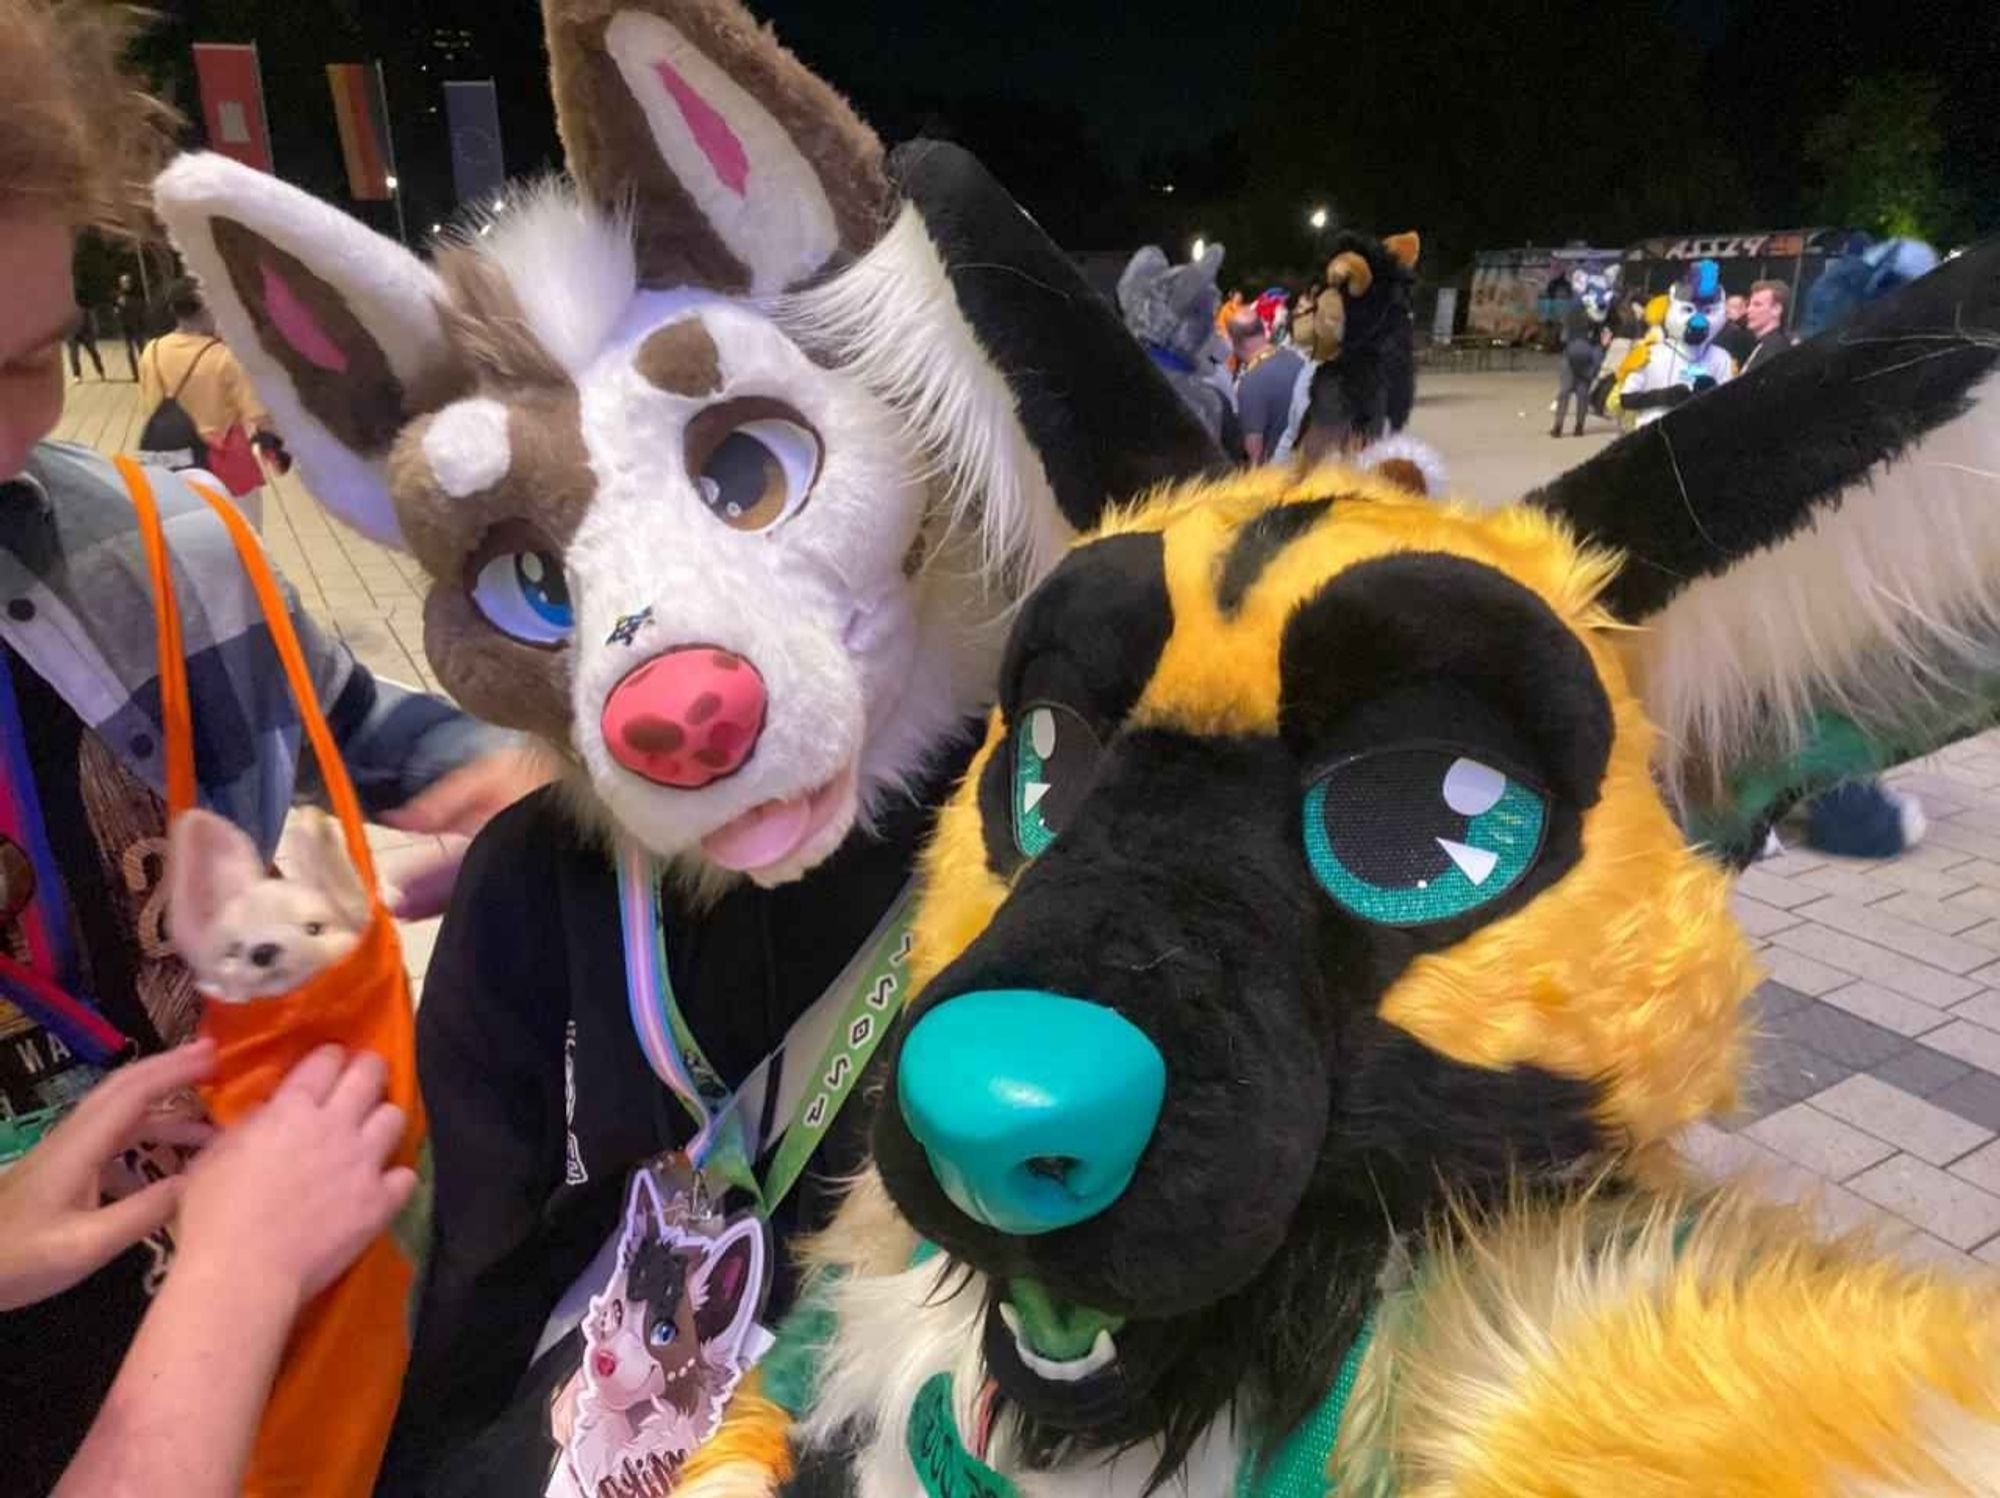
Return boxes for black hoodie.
[380,742,970,1493]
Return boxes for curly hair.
[0,1,178,232]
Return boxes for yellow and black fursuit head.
[684,242,2000,1498]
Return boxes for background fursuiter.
[152,2,1219,1489]
[1289,229,1419,464]
[684,242,2000,1497]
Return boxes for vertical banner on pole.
[444,80,506,209]
[326,61,394,201]
[191,43,275,174]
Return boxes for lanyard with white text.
[615,840,915,1213]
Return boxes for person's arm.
[135,341,161,408]
[1238,372,1272,464]
[380,801,573,1483]
[283,568,547,914]
[54,1047,415,1498]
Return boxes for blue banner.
[444,79,505,209]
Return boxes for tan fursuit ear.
[151,152,468,548]
[543,0,891,294]
[1383,231,1421,269]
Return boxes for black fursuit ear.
[1528,239,2000,856]
[887,140,1225,530]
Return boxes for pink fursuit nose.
[600,646,767,788]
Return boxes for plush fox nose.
[249,942,281,969]
[601,646,766,788]
[897,989,1165,1236]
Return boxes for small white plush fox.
[166,807,373,1002]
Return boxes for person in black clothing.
[66,302,105,380]
[1741,279,1795,373]
[1713,291,1757,367]
[111,271,146,380]
[1552,297,1609,437]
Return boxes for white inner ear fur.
[604,9,842,294]
[422,397,513,498]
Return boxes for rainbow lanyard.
[615,840,914,1214]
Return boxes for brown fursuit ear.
[542,0,891,293]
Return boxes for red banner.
[191,43,274,174]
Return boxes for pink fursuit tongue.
[702,794,816,872]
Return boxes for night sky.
[145,0,1997,286]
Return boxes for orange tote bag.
[121,456,426,1498]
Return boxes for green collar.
[1235,1310,1376,1498]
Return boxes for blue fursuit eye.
[1304,748,1547,926]
[470,545,574,645]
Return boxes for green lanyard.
[616,840,914,1214]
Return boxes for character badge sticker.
[547,1157,774,1498]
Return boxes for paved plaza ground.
[52,349,2000,1272]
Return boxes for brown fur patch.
[422,582,575,742]
[434,246,572,388]
[636,318,723,397]
[542,0,892,290]
[391,392,597,581]
[1384,231,1421,269]
[211,217,437,455]
[391,391,596,748]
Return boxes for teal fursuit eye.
[1012,703,1102,859]
[1304,747,1547,926]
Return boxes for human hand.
[0,1041,218,1312]
[176,1046,416,1309]
[381,746,550,841]
[377,746,552,918]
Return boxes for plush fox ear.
[1383,231,1420,270]
[543,0,891,294]
[151,153,467,547]
[166,809,267,958]
[1531,239,2000,859]
[279,809,373,930]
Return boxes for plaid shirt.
[0,441,506,857]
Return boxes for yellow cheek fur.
[1377,667,1754,1146]
[907,713,1009,997]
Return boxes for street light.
[1191,236,1207,261]
[1308,206,1329,231]
[385,173,399,192]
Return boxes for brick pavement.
[52,362,2000,1269]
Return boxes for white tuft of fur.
[1636,378,2000,802]
[468,181,638,377]
[797,1255,989,1497]
[1355,433,1449,496]
[420,396,512,497]
[779,206,1074,596]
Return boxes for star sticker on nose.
[606,607,653,647]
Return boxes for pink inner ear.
[259,261,351,373]
[652,59,749,198]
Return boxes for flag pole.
[375,61,408,246]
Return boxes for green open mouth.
[998,1277,1126,1381]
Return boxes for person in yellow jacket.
[137,279,281,524]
